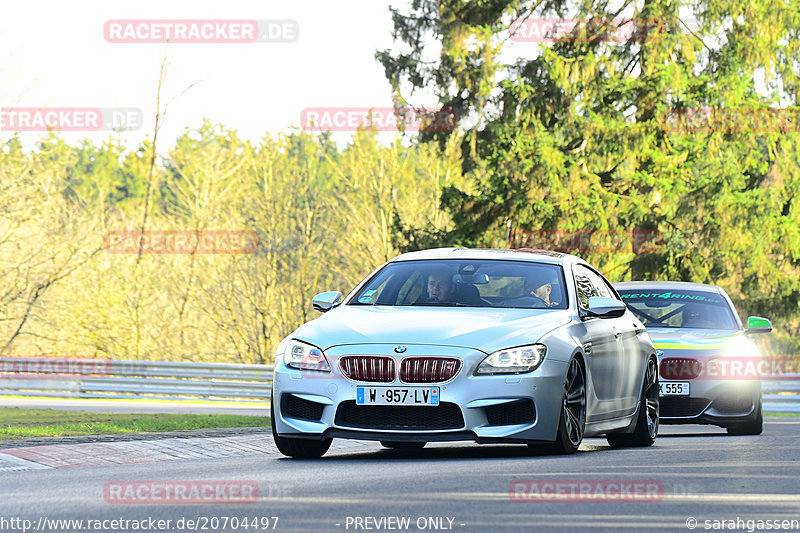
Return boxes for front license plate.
[659,381,690,396]
[356,387,440,406]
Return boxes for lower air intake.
[660,397,710,418]
[282,394,325,421]
[334,401,464,430]
[485,399,536,426]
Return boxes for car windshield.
[616,288,738,330]
[349,259,568,309]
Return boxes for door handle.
[613,328,623,341]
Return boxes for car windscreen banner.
[617,289,739,330]
[618,290,724,304]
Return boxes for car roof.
[390,247,572,265]
[613,280,724,294]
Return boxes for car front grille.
[339,356,395,382]
[660,357,703,380]
[400,357,461,383]
[282,394,325,421]
[334,401,465,430]
[660,397,710,418]
[485,399,536,426]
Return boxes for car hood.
[293,305,572,354]
[647,329,758,358]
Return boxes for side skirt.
[584,412,638,437]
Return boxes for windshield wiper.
[411,302,478,307]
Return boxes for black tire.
[380,441,426,450]
[270,396,332,458]
[726,396,763,435]
[607,357,659,448]
[532,357,586,454]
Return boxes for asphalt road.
[1,420,798,533]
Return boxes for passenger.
[524,271,555,307]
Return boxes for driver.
[426,271,456,303]
[682,303,715,328]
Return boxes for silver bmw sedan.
[271,248,659,457]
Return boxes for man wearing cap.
[523,271,556,307]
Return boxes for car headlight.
[285,339,331,372]
[475,344,546,375]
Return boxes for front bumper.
[272,344,568,443]
[659,379,761,427]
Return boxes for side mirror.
[585,296,627,319]
[745,316,772,334]
[312,291,343,312]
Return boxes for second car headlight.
[475,344,546,375]
[285,339,331,372]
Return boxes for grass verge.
[764,411,800,417]
[0,407,268,440]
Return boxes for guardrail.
[0,358,273,402]
[0,357,798,412]
[763,379,800,413]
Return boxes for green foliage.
[379,0,800,354]
[2,1,799,361]
[0,127,463,363]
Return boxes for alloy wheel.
[644,358,660,439]
[563,358,586,447]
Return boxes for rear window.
[616,288,738,330]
